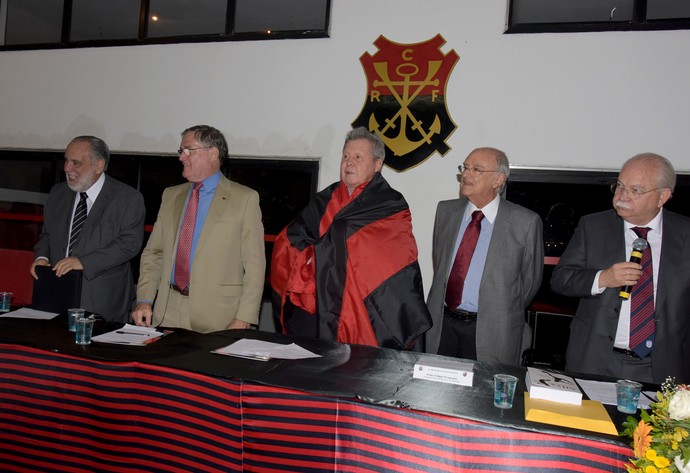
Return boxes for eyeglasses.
[177,146,211,157]
[610,183,662,199]
[458,164,499,175]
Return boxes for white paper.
[91,323,168,346]
[213,338,321,361]
[0,308,59,319]
[576,378,655,409]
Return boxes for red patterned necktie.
[445,210,484,309]
[174,183,202,290]
[629,226,655,358]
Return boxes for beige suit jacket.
[137,175,265,332]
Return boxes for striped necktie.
[629,226,655,358]
[68,192,88,256]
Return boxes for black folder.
[32,265,83,314]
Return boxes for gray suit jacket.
[551,209,690,384]
[34,176,145,322]
[136,175,266,333]
[426,197,544,365]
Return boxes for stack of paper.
[213,338,321,361]
[91,324,170,345]
[526,367,583,405]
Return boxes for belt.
[613,347,645,359]
[170,284,189,296]
[444,307,477,320]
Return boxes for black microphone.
[619,237,648,300]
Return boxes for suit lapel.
[656,211,680,311]
[171,183,191,254]
[56,186,78,247]
[82,176,110,233]
[482,199,511,284]
[194,176,231,257]
[441,199,467,278]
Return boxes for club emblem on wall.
[352,34,459,172]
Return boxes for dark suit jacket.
[425,197,544,365]
[34,176,145,322]
[551,209,690,384]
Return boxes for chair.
[0,248,35,307]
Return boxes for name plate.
[413,356,474,386]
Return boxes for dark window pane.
[647,0,690,20]
[5,0,64,45]
[70,0,141,41]
[0,156,57,193]
[147,0,227,38]
[511,0,633,24]
[234,0,328,33]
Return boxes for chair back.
[0,248,35,307]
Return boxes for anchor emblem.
[369,61,442,157]
[352,35,459,172]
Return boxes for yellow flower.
[653,456,670,468]
[645,449,657,461]
[659,469,671,473]
[634,421,653,458]
[644,465,657,473]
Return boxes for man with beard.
[551,153,690,384]
[31,136,145,322]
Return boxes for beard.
[66,171,96,192]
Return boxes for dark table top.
[0,313,637,448]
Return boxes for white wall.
[1,0,689,289]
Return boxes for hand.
[53,257,84,277]
[30,258,51,280]
[599,262,643,289]
[132,302,153,327]
[227,319,251,330]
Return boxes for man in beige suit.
[132,125,265,332]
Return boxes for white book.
[526,367,583,405]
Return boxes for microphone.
[619,237,648,300]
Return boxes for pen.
[116,331,149,335]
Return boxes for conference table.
[0,314,634,472]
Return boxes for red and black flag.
[271,173,431,350]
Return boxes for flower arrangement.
[621,378,690,473]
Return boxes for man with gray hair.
[426,147,543,365]
[31,135,145,322]
[271,127,431,349]
[133,125,265,333]
[552,153,690,384]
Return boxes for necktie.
[445,210,484,310]
[174,183,202,290]
[629,226,655,358]
[68,192,88,256]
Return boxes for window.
[71,0,141,42]
[147,0,227,38]
[507,0,690,33]
[4,0,64,45]
[1,0,330,50]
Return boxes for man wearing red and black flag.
[271,127,431,350]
